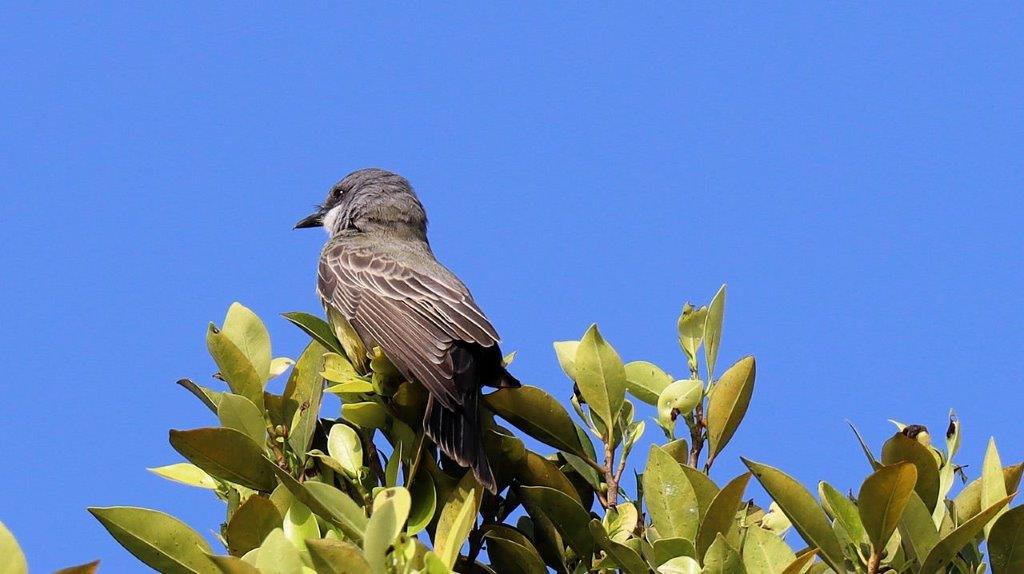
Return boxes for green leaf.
[282,341,327,463]
[953,464,1023,524]
[306,539,371,574]
[407,471,437,535]
[658,556,701,574]
[553,340,581,380]
[644,445,700,541]
[677,304,708,372]
[226,495,282,557]
[54,561,101,574]
[254,528,303,574]
[657,379,703,437]
[574,325,627,439]
[283,500,319,552]
[326,423,363,479]
[706,356,755,465]
[589,520,649,574]
[176,378,223,413]
[858,462,917,552]
[624,360,674,405]
[742,458,845,573]
[271,467,366,541]
[483,385,589,458]
[484,527,548,574]
[435,473,482,569]
[989,506,1024,574]
[88,507,216,574]
[519,485,596,556]
[696,472,751,562]
[603,502,639,543]
[218,393,267,446]
[207,303,272,408]
[342,402,388,429]
[169,428,277,492]
[741,526,797,573]
[208,555,262,574]
[0,521,27,574]
[896,491,939,563]
[703,285,726,379]
[148,463,220,490]
[981,437,1009,538]
[281,311,344,355]
[676,463,720,520]
[818,482,867,547]
[919,494,1014,573]
[652,538,697,566]
[516,450,583,504]
[779,550,818,574]
[703,533,745,574]
[365,487,411,574]
[880,432,940,512]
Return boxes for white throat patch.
[322,204,345,236]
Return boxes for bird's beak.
[294,211,324,229]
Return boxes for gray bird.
[295,168,519,492]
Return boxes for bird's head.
[295,168,428,240]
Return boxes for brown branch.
[688,404,706,469]
[604,439,619,507]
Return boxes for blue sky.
[2,4,1022,570]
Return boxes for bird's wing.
[317,241,499,409]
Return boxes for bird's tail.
[424,392,497,493]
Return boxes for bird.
[295,168,519,492]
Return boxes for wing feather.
[318,241,499,410]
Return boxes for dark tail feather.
[497,367,521,389]
[424,393,497,493]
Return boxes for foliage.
[4,289,1021,574]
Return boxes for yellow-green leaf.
[574,325,626,438]
[254,528,303,574]
[981,437,1009,538]
[703,285,726,379]
[858,462,917,552]
[271,467,366,541]
[207,303,271,408]
[702,533,744,574]
[880,432,940,512]
[281,311,344,356]
[819,482,867,547]
[624,360,674,405]
[989,506,1024,574]
[644,445,700,541]
[696,472,751,562]
[226,495,282,557]
[306,539,371,574]
[218,393,267,446]
[0,521,27,574]
[920,494,1014,573]
[519,485,596,556]
[326,423,363,479]
[364,487,411,574]
[148,463,219,490]
[741,526,796,573]
[483,385,588,458]
[742,459,845,573]
[434,473,481,569]
[169,428,277,492]
[88,507,216,574]
[484,527,547,574]
[589,520,648,574]
[706,356,755,465]
[553,340,581,380]
[896,491,938,563]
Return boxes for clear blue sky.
[2,4,1022,570]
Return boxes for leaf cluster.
[3,290,1021,574]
